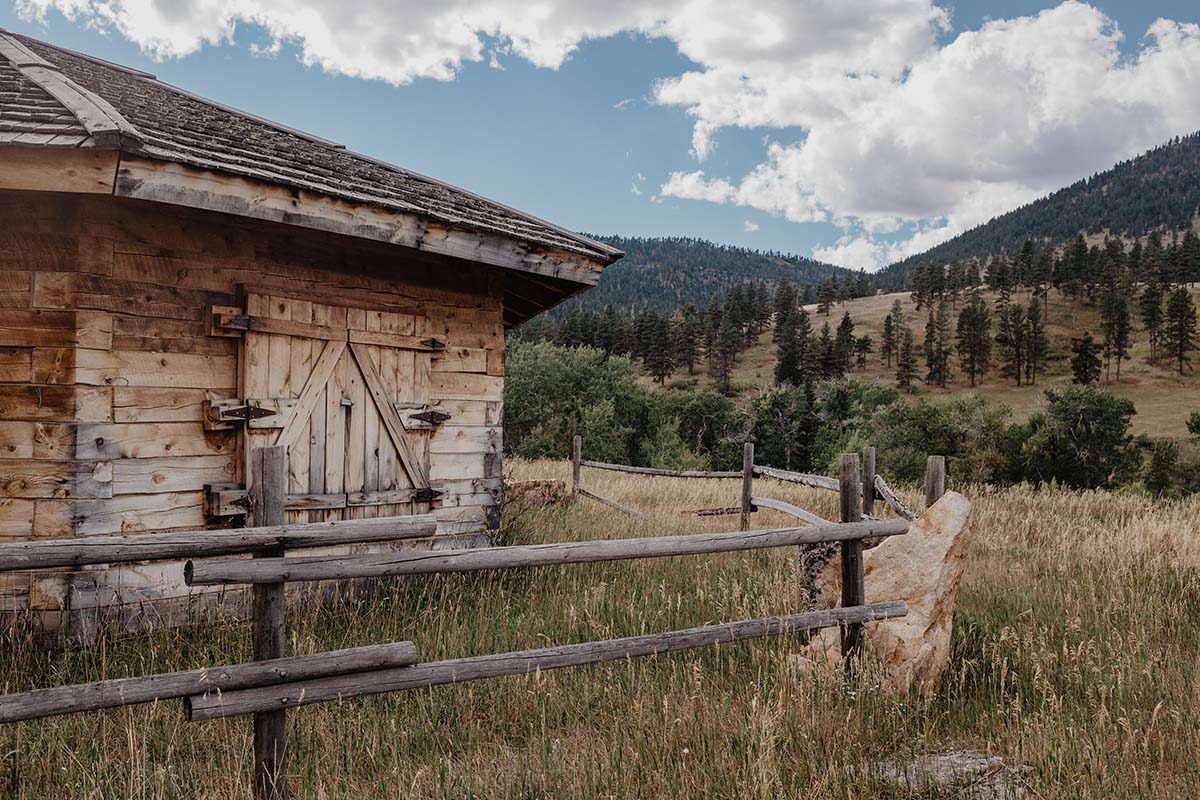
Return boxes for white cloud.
[613,97,636,110]
[743,220,760,233]
[20,0,1200,270]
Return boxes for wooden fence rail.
[0,642,417,724]
[185,518,909,586]
[183,601,908,721]
[873,474,916,521]
[579,460,741,479]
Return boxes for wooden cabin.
[0,30,620,634]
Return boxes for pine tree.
[1140,278,1165,364]
[708,312,741,393]
[817,322,838,378]
[923,302,952,387]
[854,335,872,369]
[881,313,896,367]
[644,313,675,384]
[895,328,917,393]
[996,303,1027,386]
[773,304,800,385]
[834,312,855,373]
[955,290,992,387]
[816,277,836,316]
[772,279,796,341]
[676,305,702,375]
[889,298,906,329]
[1165,287,1198,375]
[1101,293,1132,382]
[1024,296,1048,386]
[1070,332,1103,385]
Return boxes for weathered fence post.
[739,441,754,532]
[571,435,582,500]
[924,455,946,508]
[839,453,864,679]
[250,446,288,800]
[861,446,876,518]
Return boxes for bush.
[1018,386,1139,489]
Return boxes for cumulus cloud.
[20,0,1200,270]
[743,220,760,233]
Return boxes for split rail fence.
[0,443,947,799]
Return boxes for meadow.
[2,460,1199,798]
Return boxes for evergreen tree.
[895,328,917,393]
[834,312,855,373]
[996,303,1027,386]
[773,303,800,385]
[676,305,702,375]
[1024,296,1048,386]
[923,302,952,387]
[1140,277,1165,364]
[955,290,992,387]
[644,313,675,384]
[1070,332,1103,385]
[772,279,796,339]
[881,313,896,367]
[708,312,741,393]
[854,335,873,369]
[889,298,907,329]
[816,277,836,316]
[1101,293,1132,381]
[817,322,839,378]
[1165,287,1198,375]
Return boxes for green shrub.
[1018,385,1139,489]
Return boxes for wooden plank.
[186,518,910,586]
[0,422,34,459]
[431,347,487,373]
[114,387,227,423]
[429,425,499,455]
[361,314,381,505]
[272,340,346,450]
[0,347,32,383]
[288,299,314,508]
[32,423,73,460]
[752,465,841,493]
[873,474,915,521]
[430,372,502,401]
[0,148,118,194]
[112,455,236,495]
[184,602,908,721]
[76,423,235,460]
[31,347,75,384]
[216,310,346,342]
[577,487,644,519]
[0,385,108,422]
[113,315,236,356]
[0,459,111,499]
[349,342,429,488]
[0,310,106,349]
[285,493,346,511]
[72,492,207,535]
[0,272,30,309]
[0,498,35,538]
[114,157,610,286]
[862,446,876,518]
[75,350,236,389]
[0,642,419,724]
[348,329,444,351]
[925,455,946,509]
[0,514,438,571]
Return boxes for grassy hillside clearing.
[3,461,1199,797]
[661,287,1200,438]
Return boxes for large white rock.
[799,491,973,695]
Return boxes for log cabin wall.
[0,189,504,635]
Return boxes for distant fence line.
[0,444,948,800]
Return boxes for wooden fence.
[571,435,934,527]
[0,444,940,799]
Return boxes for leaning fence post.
[861,446,876,518]
[838,453,864,679]
[924,455,946,509]
[739,441,754,532]
[571,435,582,500]
[250,446,288,800]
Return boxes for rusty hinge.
[422,337,447,351]
[205,483,249,517]
[205,398,291,430]
[409,409,452,425]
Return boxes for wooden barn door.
[231,292,442,523]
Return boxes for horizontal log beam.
[185,602,907,720]
[580,460,741,479]
[185,518,908,586]
[0,515,437,572]
[0,642,417,724]
[750,497,831,526]
[752,465,841,492]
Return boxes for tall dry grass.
[2,460,1199,798]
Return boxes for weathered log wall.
[0,190,504,633]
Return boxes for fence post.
[739,441,754,532]
[838,453,864,679]
[250,446,288,800]
[571,435,582,499]
[861,446,876,518]
[924,455,946,509]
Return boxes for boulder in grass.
[798,491,973,696]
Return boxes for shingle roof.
[0,29,621,265]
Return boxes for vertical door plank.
[287,298,313,525]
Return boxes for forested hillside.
[875,131,1200,291]
[556,235,852,314]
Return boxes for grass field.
[664,287,1200,438]
[3,460,1200,798]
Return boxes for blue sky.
[3,1,1199,270]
